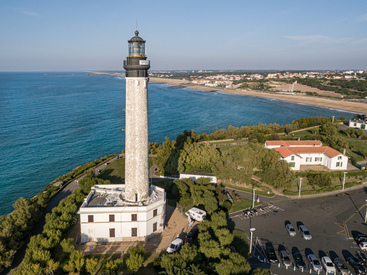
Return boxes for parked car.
[299,225,312,240]
[356,234,367,245]
[307,254,323,272]
[280,250,292,268]
[285,223,296,237]
[333,257,351,275]
[360,242,367,252]
[265,243,278,264]
[166,238,183,253]
[321,256,336,274]
[347,256,366,274]
[185,227,198,246]
[358,252,367,267]
[293,252,306,269]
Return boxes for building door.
[132,227,137,237]
[110,228,115,238]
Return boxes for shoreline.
[149,77,367,114]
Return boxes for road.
[230,186,367,274]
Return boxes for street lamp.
[298,178,302,197]
[365,200,367,223]
[249,228,256,254]
[252,188,256,208]
[343,172,347,191]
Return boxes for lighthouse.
[78,31,165,243]
[123,30,150,202]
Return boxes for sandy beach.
[149,77,367,114]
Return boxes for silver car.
[308,254,322,272]
[299,225,312,240]
[280,250,292,268]
[333,257,351,275]
[285,223,296,237]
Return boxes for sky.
[1,0,367,71]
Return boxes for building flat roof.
[81,184,165,208]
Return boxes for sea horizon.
[0,72,354,216]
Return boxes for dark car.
[356,234,367,245]
[265,243,278,264]
[293,252,306,269]
[347,256,366,274]
[185,227,198,246]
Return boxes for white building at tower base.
[78,184,166,243]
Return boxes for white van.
[185,207,206,222]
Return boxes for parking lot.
[231,187,367,274]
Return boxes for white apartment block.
[78,184,166,243]
[349,119,367,130]
[265,140,348,171]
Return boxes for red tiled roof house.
[264,140,348,170]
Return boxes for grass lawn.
[98,158,125,184]
[224,183,274,197]
[336,131,367,162]
[231,229,249,256]
[230,198,253,213]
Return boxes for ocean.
[0,72,353,216]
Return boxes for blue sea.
[0,72,353,216]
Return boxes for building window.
[354,123,357,126]
[109,214,115,222]
[153,209,158,217]
[290,162,295,167]
[336,162,340,167]
[153,222,157,232]
[109,228,115,238]
[306,157,312,162]
[291,156,295,161]
[338,156,342,160]
[132,228,137,237]
[88,215,94,222]
[131,214,137,221]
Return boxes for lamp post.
[249,228,256,254]
[342,172,347,191]
[298,178,302,197]
[365,200,367,223]
[252,188,256,208]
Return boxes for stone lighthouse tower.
[123,30,150,202]
[77,31,165,243]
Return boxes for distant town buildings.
[265,140,348,171]
[151,70,366,90]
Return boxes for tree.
[210,211,227,230]
[85,257,98,274]
[214,228,234,247]
[252,268,270,275]
[199,240,221,259]
[126,244,144,273]
[60,238,75,253]
[126,253,144,273]
[103,258,123,275]
[63,250,85,274]
[45,259,59,275]
[319,122,337,137]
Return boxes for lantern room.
[128,30,146,57]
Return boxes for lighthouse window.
[153,222,157,232]
[132,228,137,237]
[109,214,115,222]
[131,214,137,221]
[88,215,94,222]
[109,228,115,238]
[153,209,158,217]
